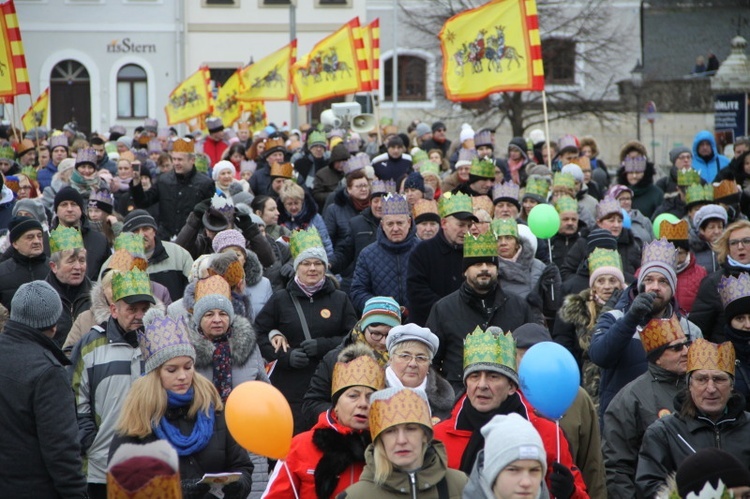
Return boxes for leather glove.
[300,338,319,357]
[180,479,211,499]
[549,462,576,499]
[541,264,560,287]
[288,348,310,369]
[192,199,211,217]
[280,263,295,281]
[221,480,245,499]
[627,291,655,320]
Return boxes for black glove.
[288,348,310,369]
[541,264,560,287]
[180,479,211,499]
[192,199,211,217]
[628,291,655,320]
[222,480,245,499]
[549,462,576,499]
[280,263,295,281]
[300,338,319,357]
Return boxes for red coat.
[263,410,367,499]
[202,137,228,167]
[433,393,590,499]
[675,253,708,313]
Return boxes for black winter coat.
[46,273,92,349]
[549,231,584,270]
[560,228,641,281]
[249,161,273,197]
[0,247,49,311]
[329,207,379,274]
[689,262,750,343]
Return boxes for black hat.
[432,121,446,132]
[122,209,157,233]
[54,186,85,214]
[676,448,750,497]
[511,323,553,350]
[8,216,43,243]
[586,228,618,254]
[202,207,230,232]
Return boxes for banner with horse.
[214,69,244,127]
[21,87,48,131]
[237,39,296,103]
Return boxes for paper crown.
[344,153,369,176]
[172,138,194,153]
[642,238,677,269]
[471,195,494,216]
[714,179,739,201]
[418,160,440,178]
[15,139,34,155]
[371,179,397,196]
[144,117,159,130]
[687,339,735,375]
[194,275,232,303]
[49,226,84,254]
[685,184,714,206]
[237,121,250,131]
[660,219,689,241]
[307,130,327,147]
[112,269,152,302]
[588,247,622,275]
[552,172,576,190]
[463,326,516,372]
[193,153,209,173]
[412,199,439,221]
[523,177,549,200]
[344,137,361,154]
[474,130,493,148]
[491,218,518,238]
[137,314,194,373]
[369,388,433,441]
[49,135,68,150]
[464,231,498,259]
[207,258,245,288]
[677,168,701,187]
[492,181,520,202]
[331,355,385,397]
[470,157,495,179]
[0,145,14,161]
[21,166,37,181]
[555,195,578,214]
[570,156,591,170]
[596,197,622,220]
[89,189,114,207]
[457,148,478,163]
[107,442,181,499]
[382,193,410,216]
[75,148,97,166]
[289,227,324,259]
[115,232,146,255]
[147,139,162,153]
[270,162,293,179]
[210,193,235,219]
[263,137,286,155]
[438,191,473,218]
[108,249,148,273]
[718,273,750,309]
[411,149,429,165]
[4,176,19,193]
[622,155,647,173]
[640,315,685,353]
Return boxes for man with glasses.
[603,315,691,498]
[637,339,750,497]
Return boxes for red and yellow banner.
[0,0,30,98]
[237,40,296,102]
[21,87,49,131]
[439,0,544,101]
[292,18,368,105]
[214,69,244,127]
[364,19,380,91]
[164,66,213,125]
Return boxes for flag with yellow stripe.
[364,19,380,91]
[0,0,30,98]
[237,40,296,102]
[214,69,244,127]
[164,66,213,125]
[354,25,370,92]
[243,101,267,133]
[21,87,49,131]
[439,0,544,101]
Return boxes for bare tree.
[398,0,632,136]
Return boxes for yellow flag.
[164,67,213,125]
[243,101,267,133]
[292,18,367,105]
[237,40,296,102]
[21,87,49,131]
[439,0,544,101]
[214,70,244,127]
[0,0,30,98]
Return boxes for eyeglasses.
[368,330,389,341]
[665,340,692,352]
[394,353,430,365]
[729,237,750,248]
[691,374,732,387]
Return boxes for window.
[542,38,576,85]
[383,55,426,102]
[262,0,290,4]
[205,0,236,4]
[318,0,349,4]
[117,64,148,119]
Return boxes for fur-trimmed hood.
[89,280,114,325]
[559,288,596,330]
[243,249,263,287]
[425,367,456,421]
[189,314,259,368]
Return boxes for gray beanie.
[480,414,547,493]
[11,281,63,330]
[293,246,328,271]
[669,146,692,165]
[12,199,47,225]
[192,294,235,330]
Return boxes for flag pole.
[542,90,552,171]
[371,92,382,146]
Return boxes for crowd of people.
[1,116,750,498]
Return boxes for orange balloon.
[225,381,293,459]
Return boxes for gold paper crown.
[491,218,518,238]
[114,232,146,255]
[714,179,739,201]
[194,275,232,303]
[552,172,576,190]
[207,260,244,289]
[463,326,516,372]
[687,339,735,376]
[412,199,439,220]
[289,227,324,259]
[642,238,677,269]
[718,273,750,309]
[331,355,385,397]
[570,156,591,170]
[270,162,293,179]
[588,248,622,275]
[171,138,194,153]
[112,269,152,302]
[369,388,433,441]
[471,195,494,216]
[677,168,701,187]
[685,184,714,205]
[418,160,440,178]
[438,191,473,218]
[464,231,498,259]
[660,219,689,241]
[640,315,685,353]
[108,249,148,272]
[523,176,550,200]
[555,195,578,214]
[49,226,84,254]
[263,137,286,154]
[470,157,495,179]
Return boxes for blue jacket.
[37,161,57,192]
[692,130,730,183]
[350,227,419,312]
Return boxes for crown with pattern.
[4,176,18,193]
[471,195,494,216]
[596,196,622,220]
[89,189,114,207]
[640,315,685,353]
[147,139,162,153]
[194,153,209,173]
[570,156,591,170]
[438,191,473,218]
[464,231,498,259]
[138,313,195,374]
[622,155,647,173]
[172,137,194,153]
[660,219,689,241]
[552,172,576,190]
[412,199,439,221]
[194,275,232,302]
[343,153,369,176]
[474,130,493,148]
[289,226,324,259]
[371,179,397,197]
[49,226,84,254]
[555,195,578,214]
[270,162,293,179]
[492,181,520,203]
[685,184,714,206]
[49,135,68,151]
[470,157,495,179]
[114,232,146,255]
[381,193,410,216]
[714,179,740,201]
[207,257,244,288]
[307,130,327,147]
[108,249,148,272]
[687,339,735,376]
[343,137,360,154]
[262,137,286,156]
[411,149,429,165]
[588,247,622,274]
[210,193,235,220]
[463,326,517,383]
[21,166,37,181]
[641,238,677,269]
[75,148,97,167]
[0,145,14,161]
[331,355,385,398]
[491,218,518,239]
[369,388,433,441]
[718,273,750,321]
[457,148,478,164]
[677,168,701,187]
[523,176,549,200]
[112,268,153,303]
[418,160,440,178]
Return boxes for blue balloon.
[621,208,632,229]
[519,342,580,420]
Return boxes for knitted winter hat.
[211,229,246,254]
[586,228,618,253]
[54,186,85,213]
[669,146,692,165]
[139,309,196,374]
[676,448,750,498]
[192,293,235,329]
[11,281,63,330]
[123,209,158,233]
[12,199,47,225]
[480,414,547,491]
[361,296,402,330]
[211,160,235,181]
[8,216,43,243]
[404,171,425,192]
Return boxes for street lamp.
[631,59,643,141]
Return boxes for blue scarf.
[153,388,215,456]
[727,257,750,270]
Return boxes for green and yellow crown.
[112,269,152,302]
[470,157,495,179]
[685,184,713,205]
[552,172,576,190]
[491,218,518,239]
[289,227,324,260]
[523,176,549,199]
[307,130,327,147]
[21,166,37,181]
[418,160,440,178]
[0,145,14,161]
[438,191,473,218]
[49,226,84,254]
[114,232,146,256]
[463,326,516,372]
[555,195,578,214]
[464,231,498,259]
[677,168,701,187]
[588,248,622,275]
[411,149,429,165]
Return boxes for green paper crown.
[49,226,84,254]
[308,130,327,146]
[0,146,15,161]
[112,269,153,303]
[194,153,209,173]
[464,231,498,259]
[588,248,622,275]
[470,157,495,179]
[438,192,473,218]
[289,227,324,259]
[677,168,701,187]
[685,184,713,205]
[463,326,516,371]
[418,160,440,178]
[552,172,576,190]
[523,176,549,199]
[555,195,578,214]
[114,232,146,256]
[411,149,429,165]
[491,218,518,238]
[21,166,37,181]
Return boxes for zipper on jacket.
[714,426,721,447]
[408,472,417,499]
